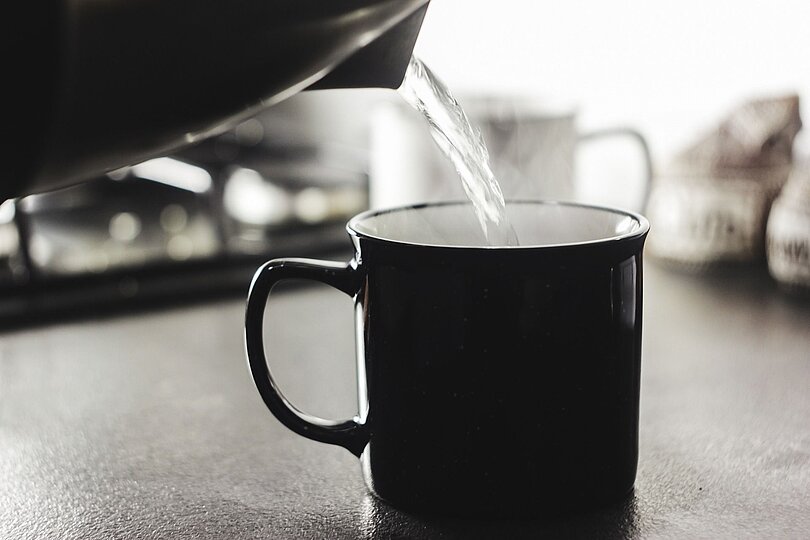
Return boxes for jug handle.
[578,127,653,211]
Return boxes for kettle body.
[8,0,429,199]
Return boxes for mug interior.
[349,201,649,248]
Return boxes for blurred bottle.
[767,164,810,292]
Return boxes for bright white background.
[413,0,810,161]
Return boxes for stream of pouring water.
[398,57,518,246]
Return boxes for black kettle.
[8,0,430,199]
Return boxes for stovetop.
[0,135,367,327]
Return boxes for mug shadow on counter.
[356,491,642,540]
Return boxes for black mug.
[246,201,649,517]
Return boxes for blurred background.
[2,0,809,324]
[415,0,810,158]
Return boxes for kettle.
[8,0,430,199]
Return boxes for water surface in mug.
[351,202,643,248]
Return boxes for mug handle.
[245,257,369,457]
[577,127,653,209]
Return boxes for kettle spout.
[309,0,430,90]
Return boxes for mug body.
[348,201,648,516]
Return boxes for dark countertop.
[0,262,808,539]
